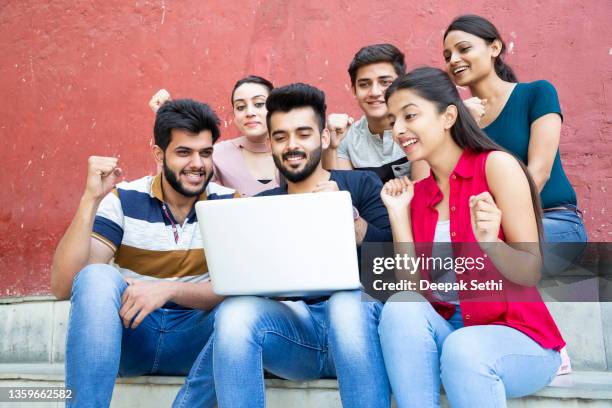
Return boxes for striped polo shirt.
[92,174,237,283]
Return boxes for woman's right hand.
[380,176,414,213]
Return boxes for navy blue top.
[257,170,392,242]
[483,80,577,208]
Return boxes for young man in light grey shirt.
[322,44,429,182]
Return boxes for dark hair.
[348,44,406,86]
[444,14,517,82]
[385,67,542,238]
[265,83,327,132]
[230,75,274,105]
[154,99,220,151]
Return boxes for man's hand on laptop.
[85,156,123,203]
[119,279,174,329]
[310,181,368,243]
[312,180,339,193]
[327,113,353,149]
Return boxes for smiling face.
[352,62,398,120]
[268,107,330,183]
[232,82,270,137]
[155,129,214,197]
[443,30,501,86]
[386,88,456,163]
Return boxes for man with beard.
[51,99,236,407]
[207,83,392,408]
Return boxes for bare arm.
[322,113,354,170]
[322,146,354,170]
[526,113,562,193]
[475,151,542,286]
[51,157,122,300]
[166,281,223,310]
[119,279,223,329]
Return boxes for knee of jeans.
[328,290,378,343]
[71,264,126,301]
[328,290,367,321]
[379,292,430,334]
[440,329,490,380]
[214,296,267,343]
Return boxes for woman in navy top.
[442,15,587,278]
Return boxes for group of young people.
[52,14,587,408]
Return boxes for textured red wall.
[1,1,610,297]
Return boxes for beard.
[163,158,212,198]
[273,145,322,183]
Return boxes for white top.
[431,220,459,304]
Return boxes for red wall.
[1,1,610,297]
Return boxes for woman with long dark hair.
[378,67,564,407]
[442,15,587,267]
[149,75,279,197]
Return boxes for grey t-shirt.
[337,116,411,183]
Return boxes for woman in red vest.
[378,67,564,407]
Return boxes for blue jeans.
[206,291,390,408]
[378,292,561,408]
[65,264,216,408]
[542,208,588,276]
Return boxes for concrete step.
[1,296,611,407]
[1,297,610,371]
[0,364,611,408]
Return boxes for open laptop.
[195,191,360,296]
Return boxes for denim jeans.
[203,290,390,408]
[542,207,588,277]
[378,292,561,408]
[65,264,216,408]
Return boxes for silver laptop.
[195,191,360,296]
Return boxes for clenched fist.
[463,97,487,125]
[380,176,414,214]
[149,89,171,113]
[469,192,502,243]
[327,113,354,149]
[85,156,123,201]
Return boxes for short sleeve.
[337,131,351,160]
[92,189,124,251]
[528,80,563,124]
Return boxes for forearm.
[322,147,339,170]
[388,210,413,243]
[51,195,101,299]
[480,240,542,286]
[354,217,368,244]
[527,163,550,193]
[168,281,224,311]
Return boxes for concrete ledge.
[0,364,611,408]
